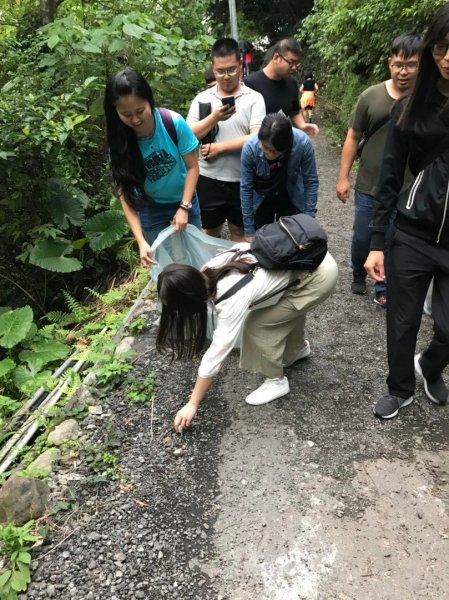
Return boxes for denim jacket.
[240,130,319,236]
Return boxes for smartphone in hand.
[221,96,236,107]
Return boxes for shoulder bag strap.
[363,113,391,144]
[214,267,258,305]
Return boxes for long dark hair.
[258,113,294,155]
[104,68,156,208]
[156,255,254,360]
[400,3,449,129]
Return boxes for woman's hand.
[174,401,198,433]
[172,207,189,231]
[364,250,385,281]
[138,240,156,268]
[173,376,212,433]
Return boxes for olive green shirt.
[349,82,395,197]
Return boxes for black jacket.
[370,95,449,250]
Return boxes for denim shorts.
[139,194,201,245]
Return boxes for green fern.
[43,311,66,324]
[79,338,115,364]
[115,240,139,269]
[51,368,82,404]
[61,290,90,321]
[40,323,58,336]
[37,323,69,345]
[85,286,128,306]
[63,371,82,402]
[84,287,105,303]
[43,311,78,326]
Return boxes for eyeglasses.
[278,53,299,67]
[212,67,240,77]
[432,42,449,57]
[390,61,419,72]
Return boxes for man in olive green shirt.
[336,33,421,305]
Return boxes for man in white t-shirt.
[187,37,266,241]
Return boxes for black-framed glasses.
[278,53,299,67]
[390,61,419,72]
[432,42,449,57]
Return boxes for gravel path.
[23,127,449,600]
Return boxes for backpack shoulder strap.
[250,277,300,307]
[159,107,178,146]
[214,267,257,305]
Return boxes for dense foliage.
[2,0,446,401]
[208,0,313,43]
[0,0,212,314]
[299,0,445,139]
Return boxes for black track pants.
[386,228,449,398]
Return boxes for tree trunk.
[40,0,63,24]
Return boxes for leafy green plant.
[85,444,123,481]
[0,305,71,401]
[0,521,38,600]
[92,354,133,387]
[127,372,156,406]
[61,290,91,322]
[59,436,81,453]
[0,306,34,350]
[0,396,22,428]
[0,3,212,314]
[127,315,148,336]
[100,451,121,480]
[83,420,122,481]
[45,403,87,422]
[17,465,50,480]
[49,488,80,516]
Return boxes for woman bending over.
[157,244,338,431]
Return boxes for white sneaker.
[245,377,290,406]
[283,340,311,368]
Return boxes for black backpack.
[251,214,327,271]
[215,214,328,305]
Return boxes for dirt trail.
[25,128,449,600]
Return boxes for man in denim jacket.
[240,116,318,240]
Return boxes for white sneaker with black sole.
[245,377,290,406]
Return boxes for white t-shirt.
[198,243,298,378]
[187,84,266,182]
